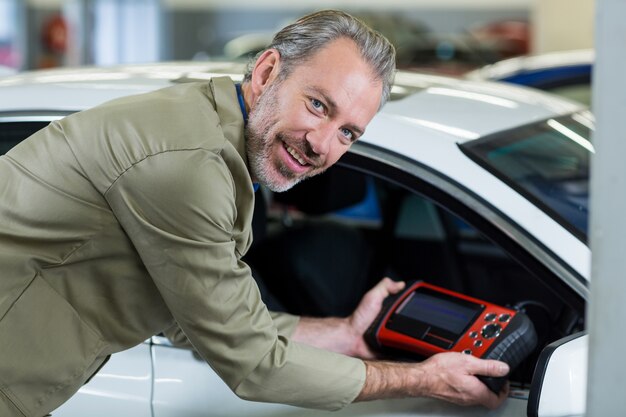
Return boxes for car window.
[0,121,51,155]
[248,157,584,393]
[460,112,592,243]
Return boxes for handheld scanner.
[365,281,537,392]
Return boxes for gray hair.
[244,10,396,109]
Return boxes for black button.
[498,314,511,323]
[462,349,472,355]
[474,340,483,347]
[469,331,478,339]
[481,323,502,339]
[484,313,497,322]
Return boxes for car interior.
[0,121,49,155]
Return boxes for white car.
[0,62,589,417]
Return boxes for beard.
[245,81,325,192]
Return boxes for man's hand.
[414,352,510,408]
[291,277,405,358]
[290,277,510,410]
[357,353,510,409]
[346,277,405,358]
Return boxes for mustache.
[277,133,324,168]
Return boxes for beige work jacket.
[0,77,365,417]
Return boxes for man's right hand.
[356,352,509,409]
[413,352,509,408]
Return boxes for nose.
[306,122,335,157]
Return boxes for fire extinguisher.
[42,14,69,54]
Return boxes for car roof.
[377,70,582,146]
[0,61,582,138]
[0,61,246,113]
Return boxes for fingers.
[431,352,509,377]
[348,278,406,344]
[358,278,404,308]
[372,277,405,297]
[422,353,510,409]
[467,356,510,378]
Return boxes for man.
[0,10,508,417]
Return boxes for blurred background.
[0,0,594,74]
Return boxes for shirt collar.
[235,83,248,126]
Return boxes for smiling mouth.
[284,143,309,167]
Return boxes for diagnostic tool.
[365,281,537,393]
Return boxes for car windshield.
[461,111,593,243]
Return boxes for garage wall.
[161,0,531,9]
[532,0,595,53]
[164,7,530,60]
[20,0,595,69]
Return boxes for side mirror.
[527,332,587,417]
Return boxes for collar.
[235,83,248,126]
[235,83,256,191]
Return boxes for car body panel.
[53,344,153,417]
[150,337,528,417]
[0,62,244,113]
[389,73,582,140]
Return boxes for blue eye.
[311,98,324,110]
[341,128,354,141]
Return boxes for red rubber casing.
[366,281,519,358]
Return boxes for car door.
[150,336,528,417]
[52,344,153,417]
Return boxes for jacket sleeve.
[104,149,365,410]
[163,311,300,349]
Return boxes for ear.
[249,49,281,103]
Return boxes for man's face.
[246,38,382,192]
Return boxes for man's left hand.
[347,277,405,358]
[291,277,405,358]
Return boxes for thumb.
[387,278,406,295]
[375,277,405,297]
[349,278,404,331]
[362,278,405,305]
